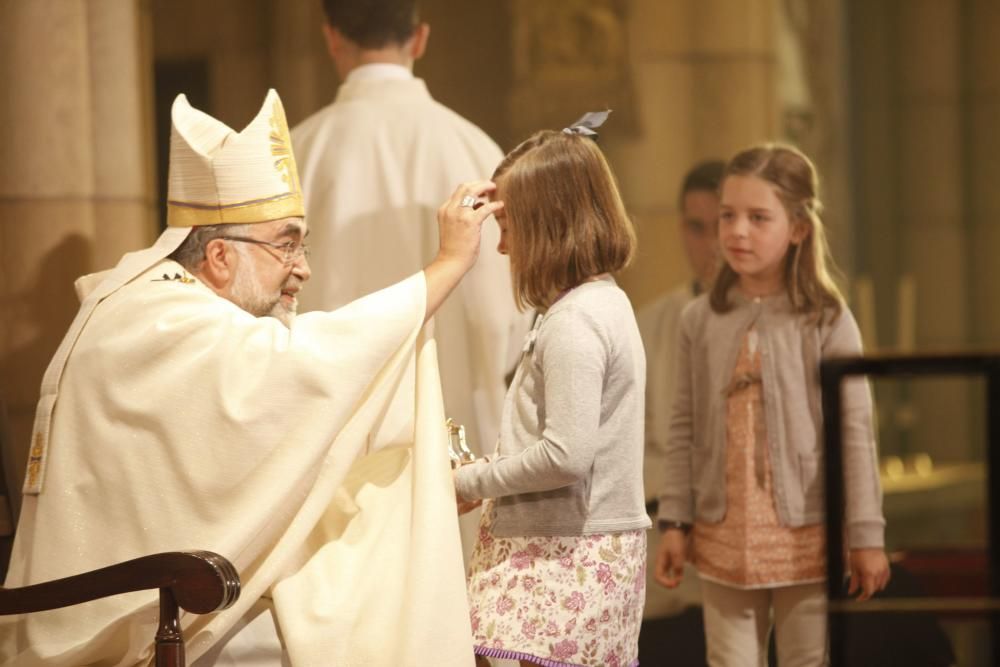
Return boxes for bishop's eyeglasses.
[221,236,310,265]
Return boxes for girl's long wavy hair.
[492,130,636,311]
[710,144,844,323]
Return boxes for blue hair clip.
[562,110,612,138]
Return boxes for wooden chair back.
[0,550,240,667]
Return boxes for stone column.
[850,0,913,344]
[852,0,973,462]
[601,0,780,307]
[152,0,269,129]
[779,0,855,276]
[0,0,155,500]
[417,1,514,149]
[267,0,336,127]
[896,0,972,461]
[962,0,1000,465]
[965,0,1000,348]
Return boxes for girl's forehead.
[721,174,782,205]
[491,180,508,200]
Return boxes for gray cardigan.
[455,277,651,537]
[656,290,886,549]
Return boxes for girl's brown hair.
[710,143,844,322]
[492,130,636,311]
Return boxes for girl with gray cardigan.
[454,126,650,667]
[654,144,889,666]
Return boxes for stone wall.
[0,0,156,501]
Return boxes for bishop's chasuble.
[2,237,474,665]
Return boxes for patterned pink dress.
[693,328,826,588]
[466,500,645,667]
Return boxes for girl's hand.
[848,548,891,600]
[456,495,482,515]
[654,528,689,588]
[451,466,483,515]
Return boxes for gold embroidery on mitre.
[269,98,301,193]
[167,192,305,227]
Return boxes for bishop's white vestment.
[292,68,529,458]
[1,230,474,665]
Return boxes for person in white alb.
[291,1,530,496]
[0,88,496,666]
[639,160,725,502]
[638,160,724,623]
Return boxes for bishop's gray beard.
[229,249,295,327]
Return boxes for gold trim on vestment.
[24,432,45,492]
[167,192,304,227]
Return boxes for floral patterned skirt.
[466,502,645,667]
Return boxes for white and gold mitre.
[166,88,304,227]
